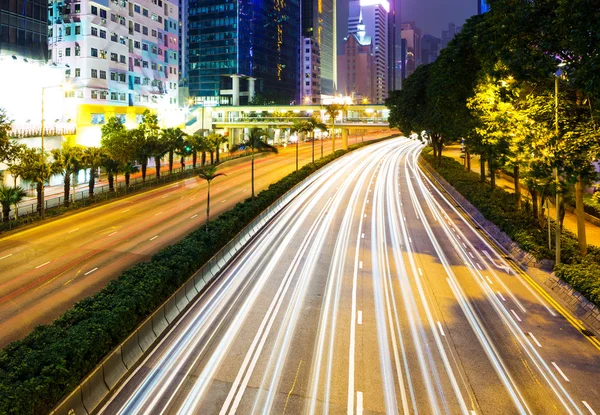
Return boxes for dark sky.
[336,0,476,49]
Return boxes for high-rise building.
[478,0,490,14]
[301,0,336,96]
[400,21,420,78]
[387,0,401,91]
[48,0,180,109]
[420,34,440,65]
[348,0,388,103]
[337,23,373,102]
[0,0,48,60]
[441,22,461,49]
[188,0,300,105]
[178,0,189,102]
[300,37,322,104]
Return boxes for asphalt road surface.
[100,138,600,415]
[0,134,386,347]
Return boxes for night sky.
[336,0,477,49]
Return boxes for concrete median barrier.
[137,318,157,353]
[151,306,168,337]
[81,366,110,413]
[164,296,179,324]
[121,332,143,369]
[175,287,189,312]
[185,279,198,302]
[102,348,128,390]
[53,388,88,415]
[194,270,206,292]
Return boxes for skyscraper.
[478,0,490,14]
[188,0,300,105]
[400,21,420,78]
[387,0,401,91]
[338,23,374,102]
[348,0,388,103]
[0,0,48,60]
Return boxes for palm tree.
[82,147,104,197]
[121,162,140,188]
[246,127,264,198]
[161,127,185,175]
[207,132,228,163]
[325,104,345,153]
[0,185,26,222]
[309,118,327,162]
[19,147,55,215]
[292,120,311,173]
[149,134,169,179]
[197,165,226,231]
[101,157,120,192]
[52,144,84,207]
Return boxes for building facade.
[348,0,388,104]
[49,0,180,110]
[478,0,490,14]
[188,0,299,105]
[400,21,420,78]
[386,0,401,91]
[300,37,322,104]
[0,0,48,60]
[421,34,440,65]
[337,25,373,102]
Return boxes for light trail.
[99,138,599,415]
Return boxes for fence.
[50,153,322,415]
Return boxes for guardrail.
[49,158,319,415]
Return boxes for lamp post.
[40,83,71,218]
[554,63,566,264]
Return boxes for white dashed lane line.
[35,261,50,269]
[190,214,198,219]
[68,228,79,233]
[149,235,158,241]
[108,231,118,237]
[510,309,522,322]
[0,254,12,260]
[551,362,570,382]
[84,267,98,276]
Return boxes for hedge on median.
[422,150,600,310]
[0,137,393,415]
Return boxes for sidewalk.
[444,144,600,247]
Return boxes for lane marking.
[35,261,50,269]
[357,311,363,325]
[149,235,158,241]
[497,291,506,301]
[122,209,130,213]
[190,197,196,201]
[583,401,597,415]
[364,214,367,218]
[476,263,483,270]
[418,268,423,276]
[0,254,13,260]
[366,200,369,203]
[162,195,168,199]
[190,214,198,219]
[359,261,363,269]
[221,199,226,203]
[409,237,412,243]
[485,276,493,284]
[510,309,522,322]
[462,242,467,248]
[551,362,570,382]
[468,251,475,259]
[528,332,542,348]
[154,211,163,216]
[84,267,98,276]
[357,391,363,415]
[437,321,445,336]
[108,231,118,237]
[361,233,365,239]
[68,228,79,233]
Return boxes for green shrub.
[0,136,393,415]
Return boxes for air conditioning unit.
[101,18,106,25]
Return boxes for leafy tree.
[0,108,13,162]
[82,147,104,196]
[0,185,26,222]
[51,144,84,207]
[5,143,28,186]
[197,165,226,231]
[161,127,186,174]
[138,110,161,180]
[19,148,56,214]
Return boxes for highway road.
[0,133,388,347]
[99,138,600,415]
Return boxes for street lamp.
[40,83,71,218]
[554,62,566,264]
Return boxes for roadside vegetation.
[386,0,600,311]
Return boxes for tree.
[101,157,119,192]
[101,116,136,188]
[19,148,56,214]
[121,162,140,188]
[0,108,13,163]
[82,147,104,197]
[197,165,226,231]
[138,110,161,180]
[51,144,84,207]
[161,127,186,174]
[207,132,228,163]
[325,104,345,153]
[308,118,326,163]
[292,120,312,172]
[0,185,26,222]
[5,143,28,186]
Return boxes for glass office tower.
[478,0,489,14]
[188,0,300,105]
[0,0,48,60]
